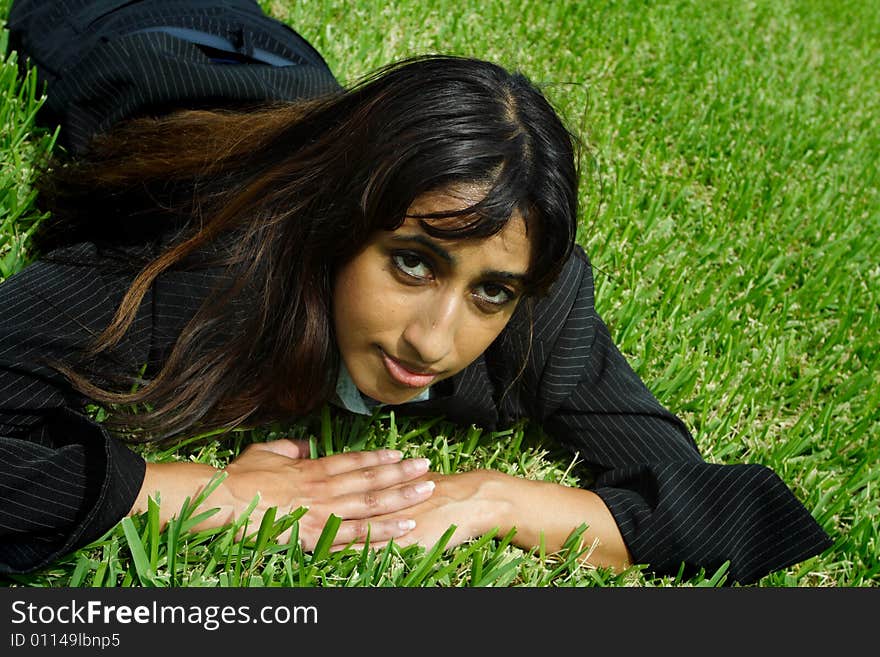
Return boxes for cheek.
[453,313,511,366]
[333,258,405,339]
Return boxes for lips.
[380,349,439,388]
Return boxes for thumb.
[248,438,311,460]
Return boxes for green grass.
[1,0,877,587]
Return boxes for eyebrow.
[390,234,455,264]
[388,234,530,286]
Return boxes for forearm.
[488,474,632,571]
[128,461,225,529]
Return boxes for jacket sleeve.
[535,251,833,584]
[0,244,149,575]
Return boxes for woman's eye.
[474,283,514,307]
[392,253,432,280]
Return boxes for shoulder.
[531,245,595,340]
[0,243,141,359]
[501,245,596,355]
[486,246,598,418]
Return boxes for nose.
[401,290,461,365]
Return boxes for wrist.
[473,469,523,538]
[129,461,221,527]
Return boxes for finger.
[329,478,435,519]
[330,517,418,548]
[316,449,405,475]
[338,536,413,553]
[277,518,415,551]
[247,438,311,459]
[325,458,432,497]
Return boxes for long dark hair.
[35,54,579,442]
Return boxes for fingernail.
[397,519,416,532]
[413,480,435,495]
[404,458,430,474]
[382,450,404,461]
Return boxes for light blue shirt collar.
[333,360,431,415]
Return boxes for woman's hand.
[130,439,436,550]
[347,469,633,572]
[346,469,513,551]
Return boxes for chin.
[369,386,426,406]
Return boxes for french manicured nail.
[397,519,416,532]
[413,480,435,495]
[404,458,430,474]
[382,450,404,461]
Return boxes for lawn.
[0,0,877,587]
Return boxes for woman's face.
[333,190,532,405]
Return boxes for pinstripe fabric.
[7,0,341,155]
[0,238,226,573]
[1,1,832,580]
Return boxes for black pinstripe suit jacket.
[0,0,832,583]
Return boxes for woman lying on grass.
[0,0,832,584]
